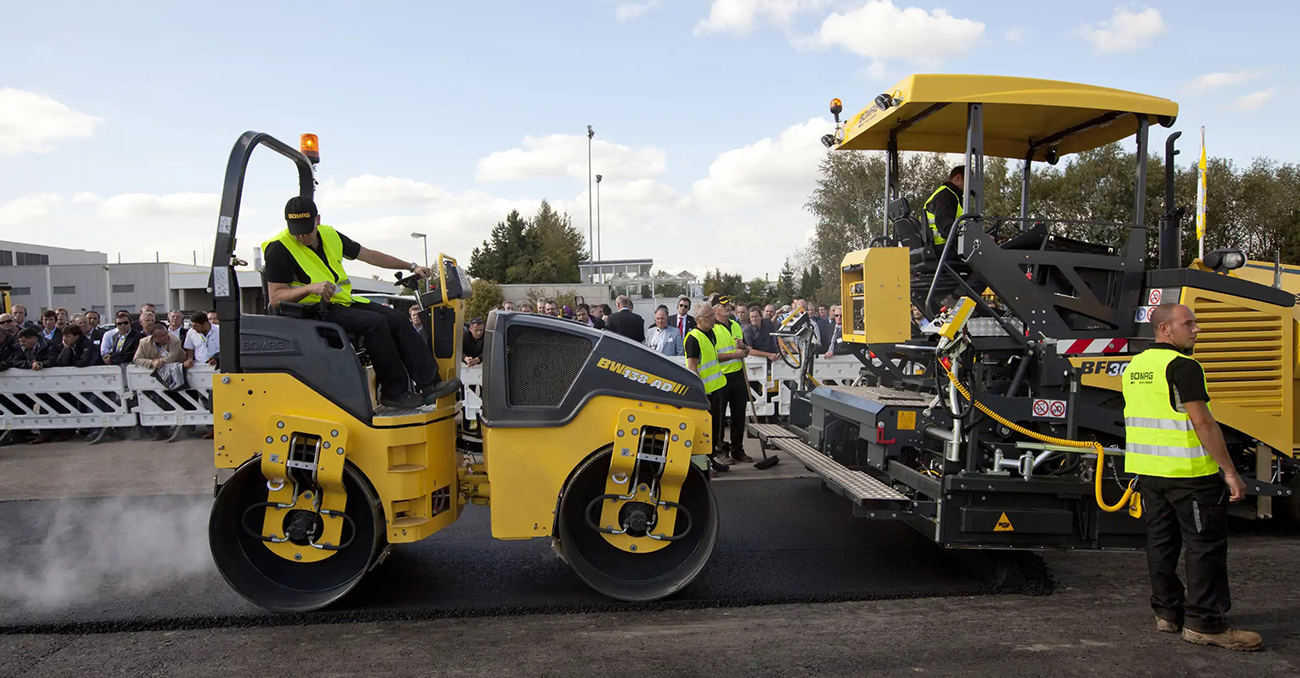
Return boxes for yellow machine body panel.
[1072,286,1295,456]
[213,372,464,547]
[1183,288,1294,456]
[258,415,350,563]
[841,246,910,345]
[835,74,1178,160]
[482,395,712,540]
[596,407,699,553]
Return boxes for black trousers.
[721,371,748,455]
[708,391,725,456]
[324,302,437,397]
[1139,474,1231,633]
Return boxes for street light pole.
[410,232,428,268]
[595,174,602,262]
[587,125,594,283]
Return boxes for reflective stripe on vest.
[719,319,745,375]
[687,328,726,393]
[262,224,367,306]
[923,184,963,246]
[1121,347,1219,478]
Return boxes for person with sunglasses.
[0,314,24,370]
[106,313,144,366]
[672,295,695,338]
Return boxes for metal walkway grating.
[770,437,909,503]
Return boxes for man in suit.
[38,310,62,344]
[106,314,144,365]
[645,305,684,356]
[134,324,185,370]
[576,304,604,329]
[822,305,847,358]
[604,295,645,343]
[672,296,695,338]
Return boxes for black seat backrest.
[889,198,931,251]
[239,315,373,423]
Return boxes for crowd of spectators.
[462,293,846,362]
[0,304,221,444]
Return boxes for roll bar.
[210,132,316,373]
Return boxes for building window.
[15,252,49,266]
[11,287,31,296]
[112,284,135,293]
[0,250,11,266]
[53,285,76,295]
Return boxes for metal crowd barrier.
[0,365,216,443]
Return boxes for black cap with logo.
[284,196,319,235]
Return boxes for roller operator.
[263,196,460,409]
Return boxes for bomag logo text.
[597,357,688,394]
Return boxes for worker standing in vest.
[715,297,754,464]
[923,165,964,248]
[1121,303,1261,651]
[685,301,742,473]
[263,197,460,409]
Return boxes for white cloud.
[615,0,663,21]
[1004,28,1025,42]
[476,134,667,182]
[98,192,219,219]
[692,117,834,209]
[0,194,62,227]
[1183,70,1264,94]
[1075,7,1166,54]
[316,175,446,210]
[0,89,101,155]
[1232,88,1276,113]
[72,191,101,204]
[813,2,983,63]
[694,0,824,35]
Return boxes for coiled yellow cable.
[940,363,1135,513]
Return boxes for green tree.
[703,268,746,300]
[467,202,587,284]
[465,279,504,322]
[776,260,797,305]
[746,277,773,307]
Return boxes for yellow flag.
[1196,128,1207,243]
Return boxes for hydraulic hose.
[939,362,1135,513]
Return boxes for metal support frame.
[959,103,984,257]
[1133,116,1150,228]
[886,134,900,238]
[1018,149,1033,227]
[211,132,316,374]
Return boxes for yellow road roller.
[206,132,719,611]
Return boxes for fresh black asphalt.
[0,477,1053,634]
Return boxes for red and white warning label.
[1032,398,1067,419]
[1147,288,1163,305]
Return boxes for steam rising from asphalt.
[0,496,213,611]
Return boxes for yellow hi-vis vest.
[719,318,745,375]
[1121,347,1219,478]
[923,184,963,246]
[687,327,726,393]
[263,224,368,306]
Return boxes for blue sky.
[0,1,1287,279]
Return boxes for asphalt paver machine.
[206,132,719,611]
[752,75,1297,550]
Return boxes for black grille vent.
[506,325,594,407]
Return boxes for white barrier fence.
[3,356,866,440]
[0,365,216,442]
[458,355,865,424]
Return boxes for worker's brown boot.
[1155,617,1181,633]
[1181,627,1263,651]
